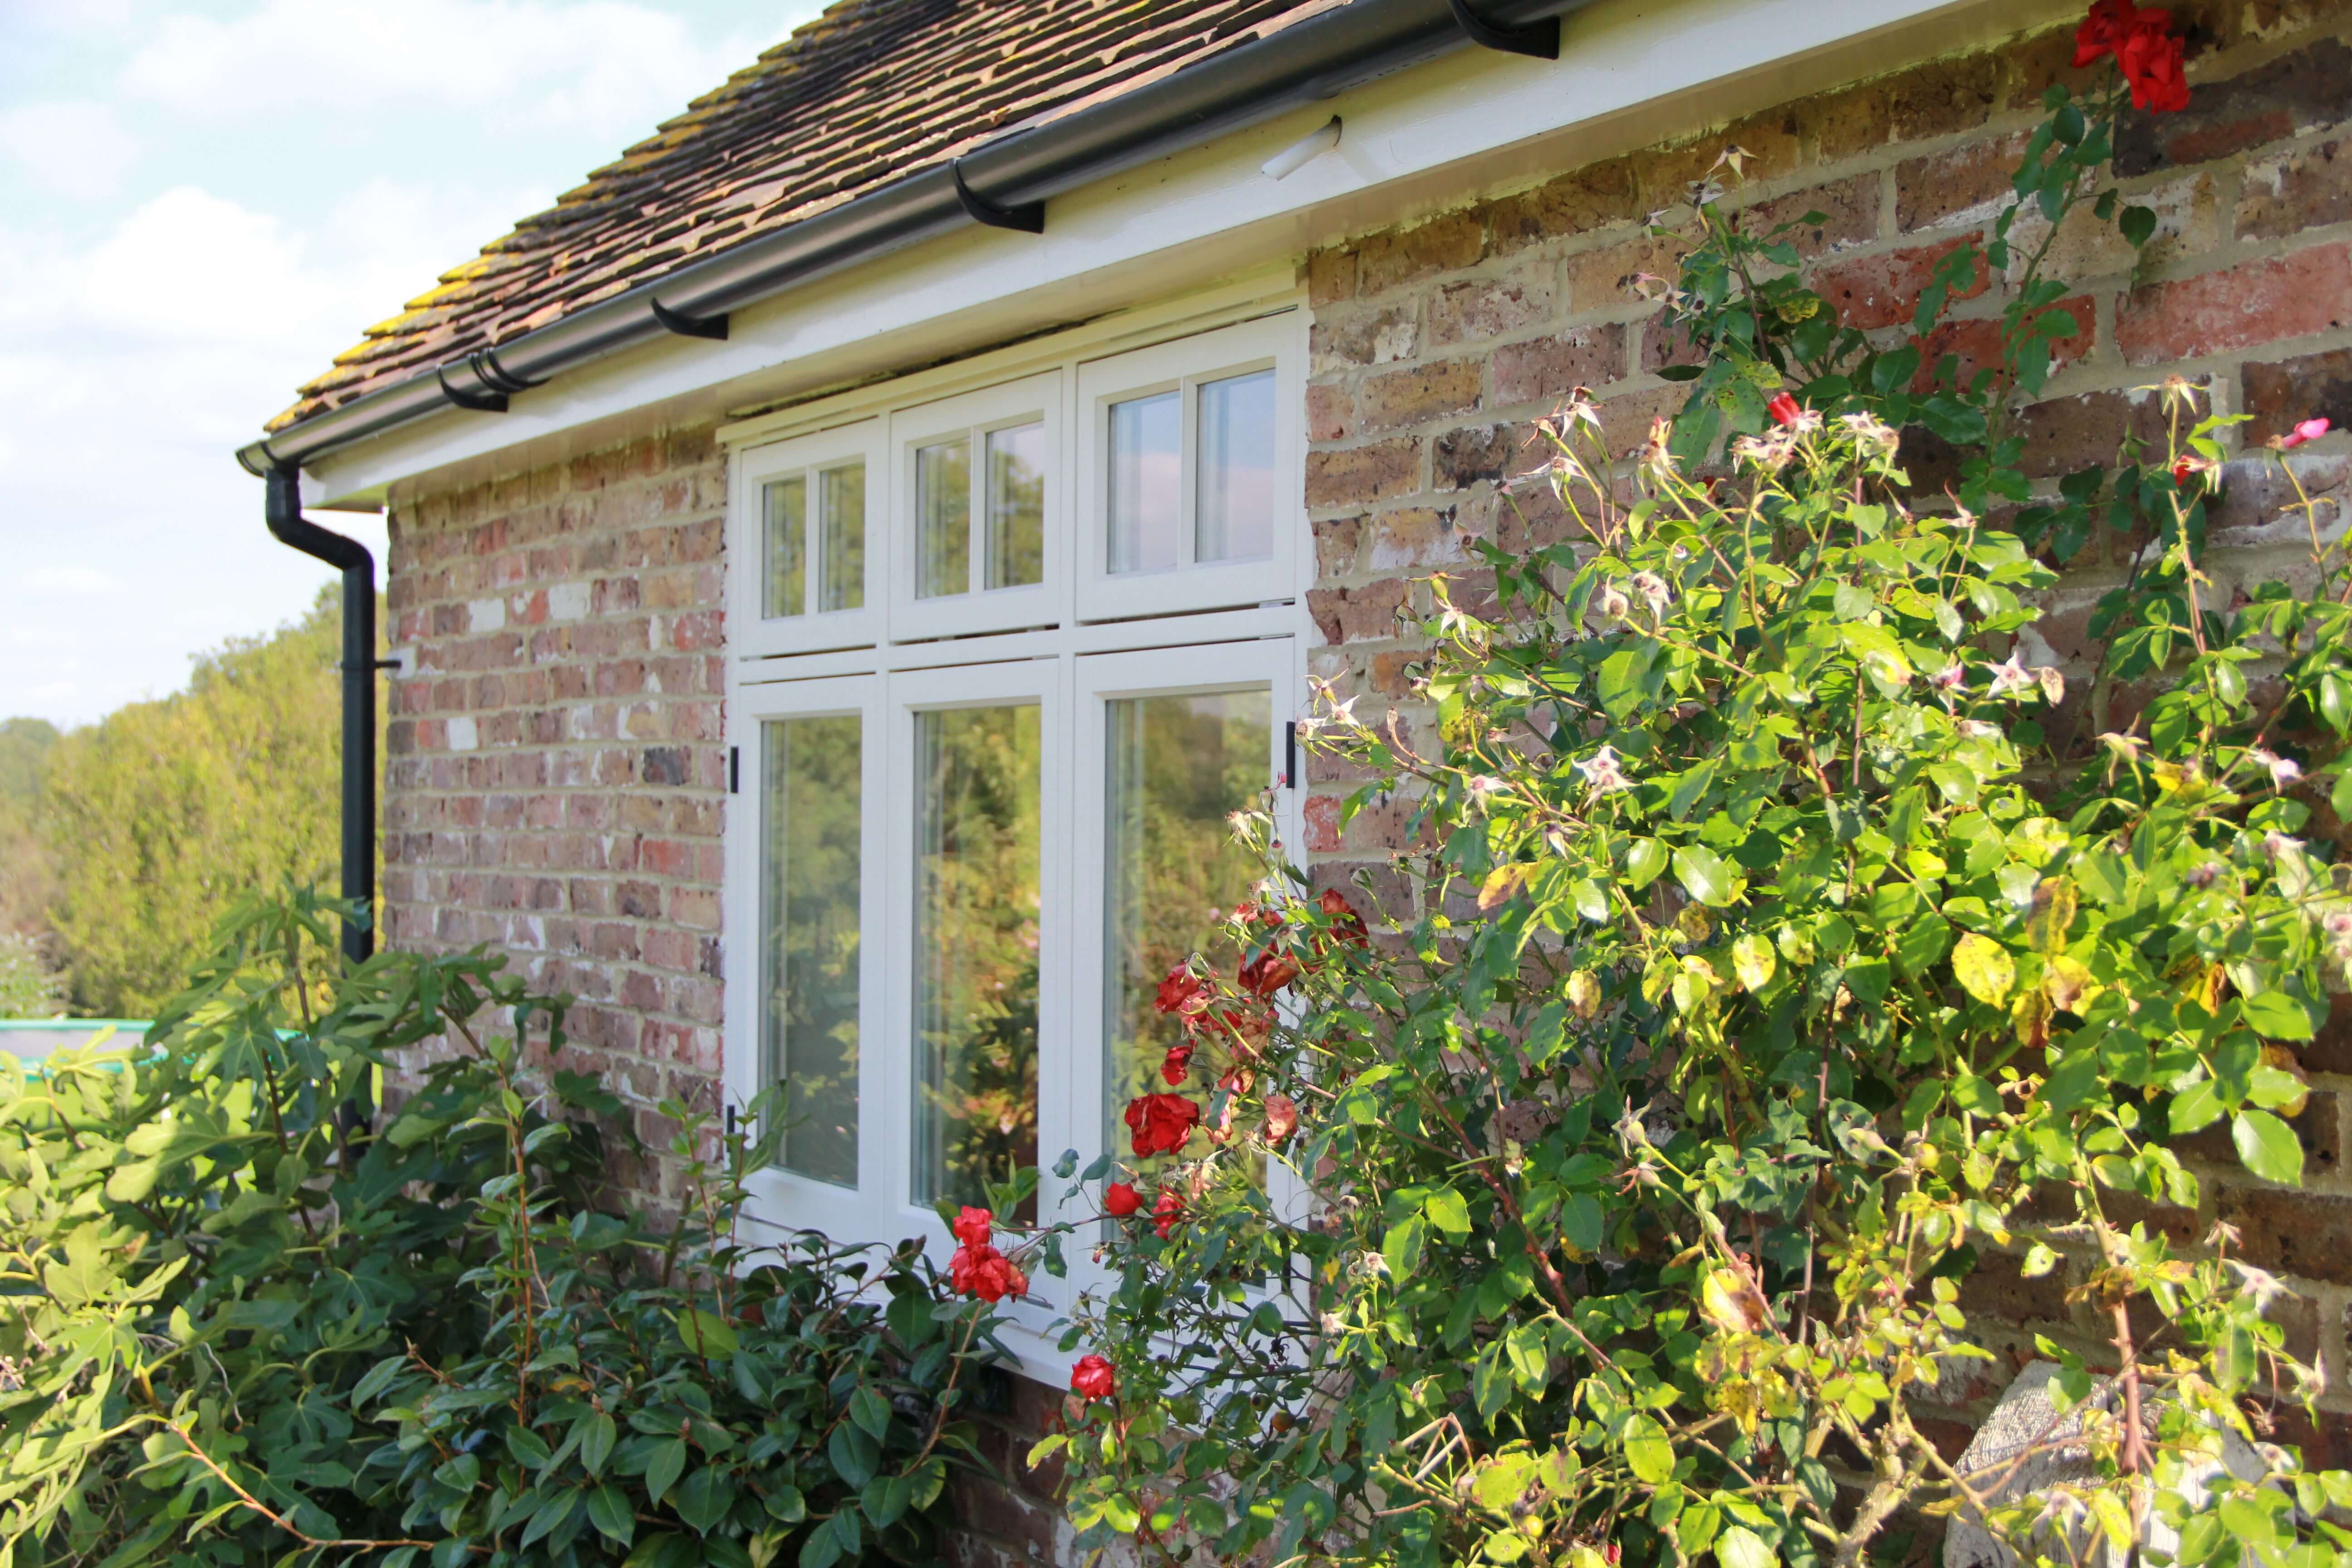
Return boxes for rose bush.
[1037,20,2352,1568]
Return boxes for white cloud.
[0,101,139,198]
[122,0,757,143]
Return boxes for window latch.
[729,745,740,795]
[1284,721,1298,790]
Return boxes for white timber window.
[721,301,1309,1369]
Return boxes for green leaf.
[2233,1110,2304,1186]
[2169,1078,2225,1134]
[1672,844,1737,907]
[588,1485,635,1547]
[1384,1213,1429,1280]
[676,1308,740,1358]
[1424,1187,1472,1237]
[580,1411,617,1477]
[675,1467,737,1535]
[1716,1525,1775,1568]
[1951,933,2014,1007]
[2239,989,2315,1041]
[2119,204,2157,249]
[1626,838,1670,891]
[1730,933,1775,992]
[644,1438,688,1506]
[1623,1415,1676,1485]
[850,1383,892,1443]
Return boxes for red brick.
[1563,233,1688,316]
[2115,36,2352,177]
[1306,382,1355,441]
[2218,1184,2352,1284]
[1811,239,1989,334]
[1369,507,1465,570]
[1427,274,1555,347]
[1491,324,1627,406]
[2238,135,2352,238]
[1356,359,1484,433]
[1898,134,2031,233]
[1305,439,1421,508]
[1741,174,1880,259]
[1916,296,2093,395]
[1307,578,1411,645]
[2117,243,2352,363]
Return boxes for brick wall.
[1299,0,2352,1465]
[382,427,730,1210]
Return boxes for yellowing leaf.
[1951,933,2014,1007]
[1479,864,1531,913]
[1700,1267,1772,1334]
[1731,933,1776,992]
[2261,1043,2310,1118]
[2023,877,2076,955]
[1567,970,1602,1020]
[2043,955,2096,1014]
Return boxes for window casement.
[722,305,1308,1370]
[731,419,886,657]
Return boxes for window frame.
[885,372,1065,643]
[731,419,887,657]
[1074,314,1305,623]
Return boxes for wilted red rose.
[1153,965,1207,1017]
[951,1206,993,1247]
[2117,11,2188,112]
[1766,392,1803,426]
[1070,1354,1115,1400]
[1160,1043,1194,1085]
[1152,1188,1183,1239]
[1123,1092,1201,1157]
[949,1241,1029,1302]
[1238,943,1301,998]
[1318,887,1369,946]
[1263,1092,1299,1145]
[1104,1181,1143,1217]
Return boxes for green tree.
[0,718,60,944]
[40,586,345,1016]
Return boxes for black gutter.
[235,0,1586,479]
[264,468,378,969]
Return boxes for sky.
[0,0,828,729]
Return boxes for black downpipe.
[264,467,377,969]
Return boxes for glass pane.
[914,703,1041,1217]
[1107,390,1180,575]
[761,715,862,1187]
[1104,689,1269,1155]
[915,438,971,599]
[818,462,865,612]
[1197,370,1276,563]
[762,476,806,618]
[985,422,1044,590]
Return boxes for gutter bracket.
[950,158,1045,233]
[471,348,545,395]
[1446,0,1558,59]
[651,298,729,340]
[436,363,510,413]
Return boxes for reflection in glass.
[1107,390,1180,575]
[761,716,862,1187]
[818,462,865,612]
[1103,690,1269,1152]
[914,704,1041,1217]
[916,438,971,599]
[986,423,1045,590]
[763,476,806,618]
[1197,370,1276,563]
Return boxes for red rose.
[1264,1092,1300,1145]
[951,1241,1027,1302]
[1160,1042,1194,1085]
[2117,11,2188,112]
[1071,1354,1115,1400]
[1766,392,1803,426]
[951,1206,993,1247]
[1238,942,1300,999]
[1318,888,1369,946]
[1152,1188,1183,1239]
[2073,0,2138,66]
[1153,965,1207,1017]
[1123,1093,1201,1157]
[1104,1181,1143,1217]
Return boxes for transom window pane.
[1107,390,1180,575]
[1103,689,1269,1152]
[914,703,1041,1218]
[986,423,1045,590]
[763,476,806,618]
[1196,370,1275,564]
[761,715,862,1187]
[915,438,971,600]
[818,463,866,612]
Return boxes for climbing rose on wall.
[1070,1355,1115,1400]
[951,1206,993,1247]
[1103,1181,1143,1217]
[1122,1092,1200,1157]
[1151,1189,1183,1239]
[1159,1043,1194,1085]
[2074,0,2189,112]
[946,1206,1028,1302]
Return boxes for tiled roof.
[265,0,1343,434]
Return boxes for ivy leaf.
[2232,1110,2303,1186]
[1951,933,2014,1006]
[1622,1415,1676,1485]
[1673,844,1737,907]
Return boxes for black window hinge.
[729,745,740,795]
[1284,721,1298,789]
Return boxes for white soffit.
[304,0,2069,512]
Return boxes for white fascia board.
[304,0,2067,512]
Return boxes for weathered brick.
[1307,577,1411,645]
[1306,382,1356,441]
[1811,238,1989,333]
[2115,37,2352,176]
[1311,514,1363,578]
[2244,346,2352,444]
[2219,1184,2352,1283]
[1916,296,2093,395]
[1427,272,1556,347]
[1741,174,1880,259]
[1356,358,1484,433]
[1368,507,1465,570]
[1434,422,1534,492]
[1306,439,1422,508]
[1485,158,1643,256]
[1357,210,1486,296]
[1306,246,1358,307]
[1311,305,1419,370]
[1563,233,1689,316]
[1806,52,2004,163]
[2117,242,2352,363]
[1491,324,1628,406]
[1898,133,2031,232]
[2239,135,2352,238]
